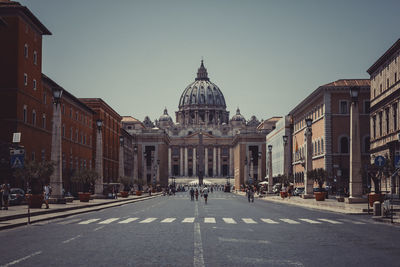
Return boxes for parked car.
[9,188,25,205]
[272,183,282,194]
[293,187,304,196]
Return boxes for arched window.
[340,136,349,153]
[321,138,324,153]
[318,140,321,154]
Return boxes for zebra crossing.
[71,217,366,226]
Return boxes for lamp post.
[250,156,254,185]
[94,119,104,196]
[268,144,273,193]
[133,145,138,182]
[157,159,160,189]
[303,118,313,197]
[258,151,262,185]
[119,136,125,179]
[348,86,363,202]
[49,87,65,203]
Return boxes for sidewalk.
[234,191,400,224]
[0,193,161,231]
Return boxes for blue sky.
[20,0,400,122]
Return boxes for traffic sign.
[374,155,385,167]
[10,148,25,169]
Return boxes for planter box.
[337,197,345,202]
[27,194,43,208]
[65,197,74,203]
[280,191,288,198]
[314,192,325,201]
[78,192,91,202]
[136,191,142,196]
[368,193,384,207]
[120,191,129,198]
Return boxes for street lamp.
[119,136,124,146]
[282,135,289,183]
[52,87,63,104]
[305,118,312,128]
[350,86,360,102]
[96,119,103,131]
[283,135,288,146]
[118,136,125,178]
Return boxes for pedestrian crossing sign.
[10,149,25,169]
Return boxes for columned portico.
[184,147,188,176]
[180,147,184,176]
[229,147,233,176]
[213,147,217,177]
[193,148,197,176]
[217,147,221,176]
[168,148,172,176]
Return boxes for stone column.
[168,148,172,177]
[213,147,217,177]
[118,140,124,178]
[184,147,188,176]
[205,110,209,125]
[95,124,104,196]
[258,146,262,182]
[180,147,183,176]
[304,127,314,197]
[349,97,363,202]
[143,149,147,184]
[268,147,273,193]
[50,99,64,202]
[217,147,221,176]
[193,148,197,176]
[205,147,208,176]
[229,147,233,177]
[133,146,138,180]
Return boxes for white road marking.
[118,218,139,224]
[93,226,105,231]
[222,218,237,224]
[139,217,157,223]
[280,219,300,224]
[218,237,270,244]
[62,235,81,244]
[204,217,216,223]
[193,215,205,267]
[318,218,343,224]
[242,218,257,224]
[338,218,366,224]
[78,218,100,225]
[98,218,120,224]
[183,217,195,223]
[299,219,322,224]
[161,218,176,223]
[261,219,279,224]
[0,251,42,267]
[57,218,82,225]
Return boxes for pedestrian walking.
[43,183,50,209]
[2,184,10,210]
[203,186,209,204]
[195,188,199,201]
[248,187,254,203]
[190,187,195,201]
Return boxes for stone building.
[368,38,400,194]
[289,79,370,192]
[122,61,271,187]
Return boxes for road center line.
[0,251,42,267]
[194,222,205,267]
[219,237,270,244]
[93,226,105,231]
[62,235,81,244]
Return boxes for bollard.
[373,201,381,216]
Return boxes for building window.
[70,108,72,118]
[340,137,349,154]
[75,112,78,121]
[379,112,383,136]
[23,105,27,123]
[42,114,46,129]
[394,103,398,131]
[24,73,28,86]
[24,44,28,58]
[340,101,348,114]
[62,124,65,137]
[385,108,390,133]
[395,72,398,83]
[321,138,324,153]
[70,127,73,140]
[62,104,65,114]
[43,92,47,104]
[380,83,382,93]
[33,51,37,65]
[41,149,46,161]
[31,152,35,161]
[75,129,78,142]
[363,101,370,114]
[32,110,36,126]
[387,78,390,89]
[33,79,37,90]
[373,116,376,139]
[317,140,321,154]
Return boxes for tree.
[71,169,99,193]
[13,160,55,194]
[276,174,290,187]
[119,176,132,191]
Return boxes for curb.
[0,194,161,231]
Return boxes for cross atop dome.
[196,60,209,81]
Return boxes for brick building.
[289,79,370,193]
[367,38,400,194]
[0,0,52,184]
[80,98,122,183]
[42,75,94,193]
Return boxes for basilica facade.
[122,61,274,188]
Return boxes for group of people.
[189,186,209,204]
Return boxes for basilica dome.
[231,107,245,122]
[178,61,226,109]
[159,107,172,122]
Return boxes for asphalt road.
[0,191,399,267]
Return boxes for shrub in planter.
[72,170,99,202]
[119,176,132,198]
